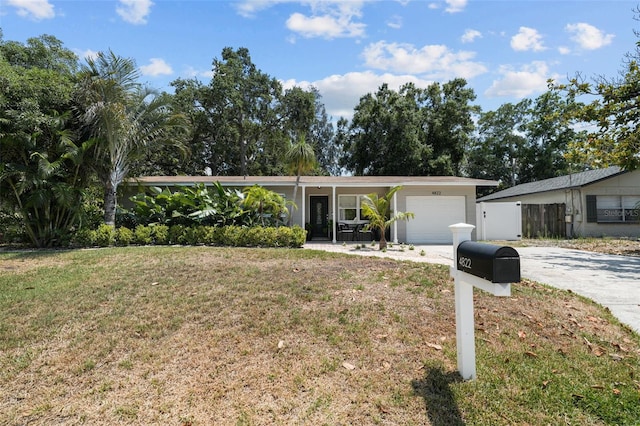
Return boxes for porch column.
[301,185,306,228]
[332,186,337,243]
[392,190,399,243]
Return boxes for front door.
[310,196,329,239]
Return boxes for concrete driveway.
[516,247,640,334]
[304,242,640,334]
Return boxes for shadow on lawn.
[412,367,465,426]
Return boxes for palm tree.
[285,135,316,226]
[243,185,290,226]
[77,50,186,226]
[361,186,415,251]
[1,113,94,246]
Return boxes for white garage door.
[406,196,466,244]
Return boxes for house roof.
[128,175,498,188]
[477,166,625,202]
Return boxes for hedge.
[71,224,307,249]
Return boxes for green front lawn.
[1,247,638,425]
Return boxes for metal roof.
[477,166,625,202]
[127,175,499,188]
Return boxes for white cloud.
[235,0,368,39]
[362,41,487,80]
[565,23,614,50]
[445,0,467,13]
[485,61,558,99]
[558,46,571,55]
[7,0,54,20]
[77,49,100,62]
[286,12,365,39]
[511,26,546,52]
[283,71,435,120]
[234,0,286,18]
[387,15,403,30]
[181,65,213,80]
[140,58,173,77]
[461,29,481,43]
[116,0,154,25]
[285,1,366,39]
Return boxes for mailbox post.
[449,223,520,380]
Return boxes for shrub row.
[71,224,307,249]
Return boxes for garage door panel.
[406,196,465,244]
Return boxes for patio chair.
[356,223,373,241]
[338,222,354,241]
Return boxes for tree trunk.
[378,225,387,250]
[103,181,118,227]
[288,175,301,227]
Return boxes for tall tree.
[465,100,529,187]
[285,134,316,226]
[206,47,283,176]
[306,87,337,175]
[518,90,581,182]
[420,78,479,175]
[76,50,185,226]
[343,83,425,175]
[0,34,91,247]
[341,80,478,176]
[557,62,640,170]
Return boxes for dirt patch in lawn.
[1,247,638,425]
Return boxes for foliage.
[306,87,339,175]
[0,35,96,247]
[0,211,26,244]
[242,184,292,227]
[466,92,586,189]
[556,61,640,170]
[169,48,335,177]
[115,226,134,246]
[127,182,249,227]
[71,224,305,248]
[361,186,415,250]
[465,100,530,188]
[75,50,187,226]
[342,80,478,176]
[124,182,293,228]
[205,47,285,176]
[285,134,316,225]
[151,224,170,245]
[133,224,152,245]
[93,224,116,247]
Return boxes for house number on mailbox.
[458,256,472,269]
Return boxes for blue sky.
[1,0,637,120]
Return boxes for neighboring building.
[477,167,640,238]
[124,175,497,244]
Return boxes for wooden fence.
[522,203,566,238]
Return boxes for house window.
[587,195,640,223]
[338,195,370,222]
